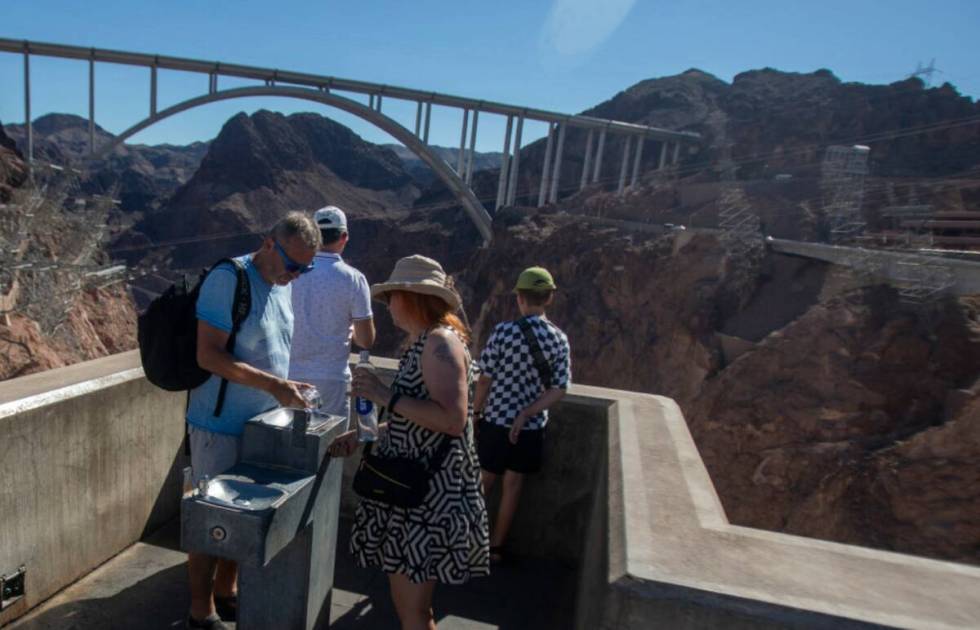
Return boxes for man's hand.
[269,379,313,409]
[509,409,531,444]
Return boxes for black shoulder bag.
[516,317,553,388]
[352,436,453,509]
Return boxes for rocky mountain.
[454,208,980,565]
[116,110,425,271]
[421,69,979,241]
[0,121,27,202]
[0,126,136,379]
[1,67,977,567]
[382,143,502,188]
[5,114,209,217]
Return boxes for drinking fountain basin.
[199,477,288,511]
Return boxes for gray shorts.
[189,425,241,485]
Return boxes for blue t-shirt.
[186,255,294,436]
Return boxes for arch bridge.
[0,38,700,244]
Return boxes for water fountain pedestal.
[181,408,347,630]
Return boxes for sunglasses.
[274,240,315,274]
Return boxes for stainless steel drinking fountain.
[181,407,348,629]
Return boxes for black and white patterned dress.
[349,328,490,584]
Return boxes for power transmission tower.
[908,59,942,87]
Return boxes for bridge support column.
[456,109,469,175]
[580,129,594,191]
[592,128,606,184]
[464,110,479,186]
[494,115,514,211]
[658,141,668,170]
[369,94,375,110]
[89,55,95,157]
[423,102,432,144]
[414,101,422,137]
[630,137,644,188]
[505,115,524,206]
[375,94,383,112]
[23,45,32,165]
[617,136,632,196]
[548,122,566,204]
[538,123,556,207]
[150,64,157,116]
[672,141,681,165]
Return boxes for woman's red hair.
[391,290,470,345]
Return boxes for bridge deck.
[9,518,575,630]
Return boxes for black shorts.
[477,420,545,475]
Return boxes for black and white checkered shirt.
[477,315,571,431]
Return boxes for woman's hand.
[351,367,391,405]
[328,430,359,458]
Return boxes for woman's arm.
[351,328,469,437]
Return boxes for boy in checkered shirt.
[473,266,571,563]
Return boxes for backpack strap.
[516,317,553,389]
[211,258,252,417]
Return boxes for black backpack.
[137,258,251,416]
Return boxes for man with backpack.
[288,205,375,422]
[185,212,320,630]
[473,266,572,565]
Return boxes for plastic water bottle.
[301,385,322,410]
[355,351,379,442]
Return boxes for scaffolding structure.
[717,186,763,257]
[822,145,870,244]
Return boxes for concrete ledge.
[590,388,980,629]
[0,351,185,626]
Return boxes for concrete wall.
[0,351,185,626]
[336,359,610,565]
[586,388,980,630]
[4,353,980,629]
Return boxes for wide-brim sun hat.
[371,254,461,311]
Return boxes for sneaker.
[186,613,229,629]
[215,595,237,622]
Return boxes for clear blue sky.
[1,0,978,152]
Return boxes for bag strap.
[361,426,453,475]
[516,317,553,389]
[211,258,251,417]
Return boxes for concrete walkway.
[10,519,575,630]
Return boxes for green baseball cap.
[513,266,557,292]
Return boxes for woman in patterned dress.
[329,255,489,630]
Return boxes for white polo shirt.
[288,252,373,382]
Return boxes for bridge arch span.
[92,85,493,244]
